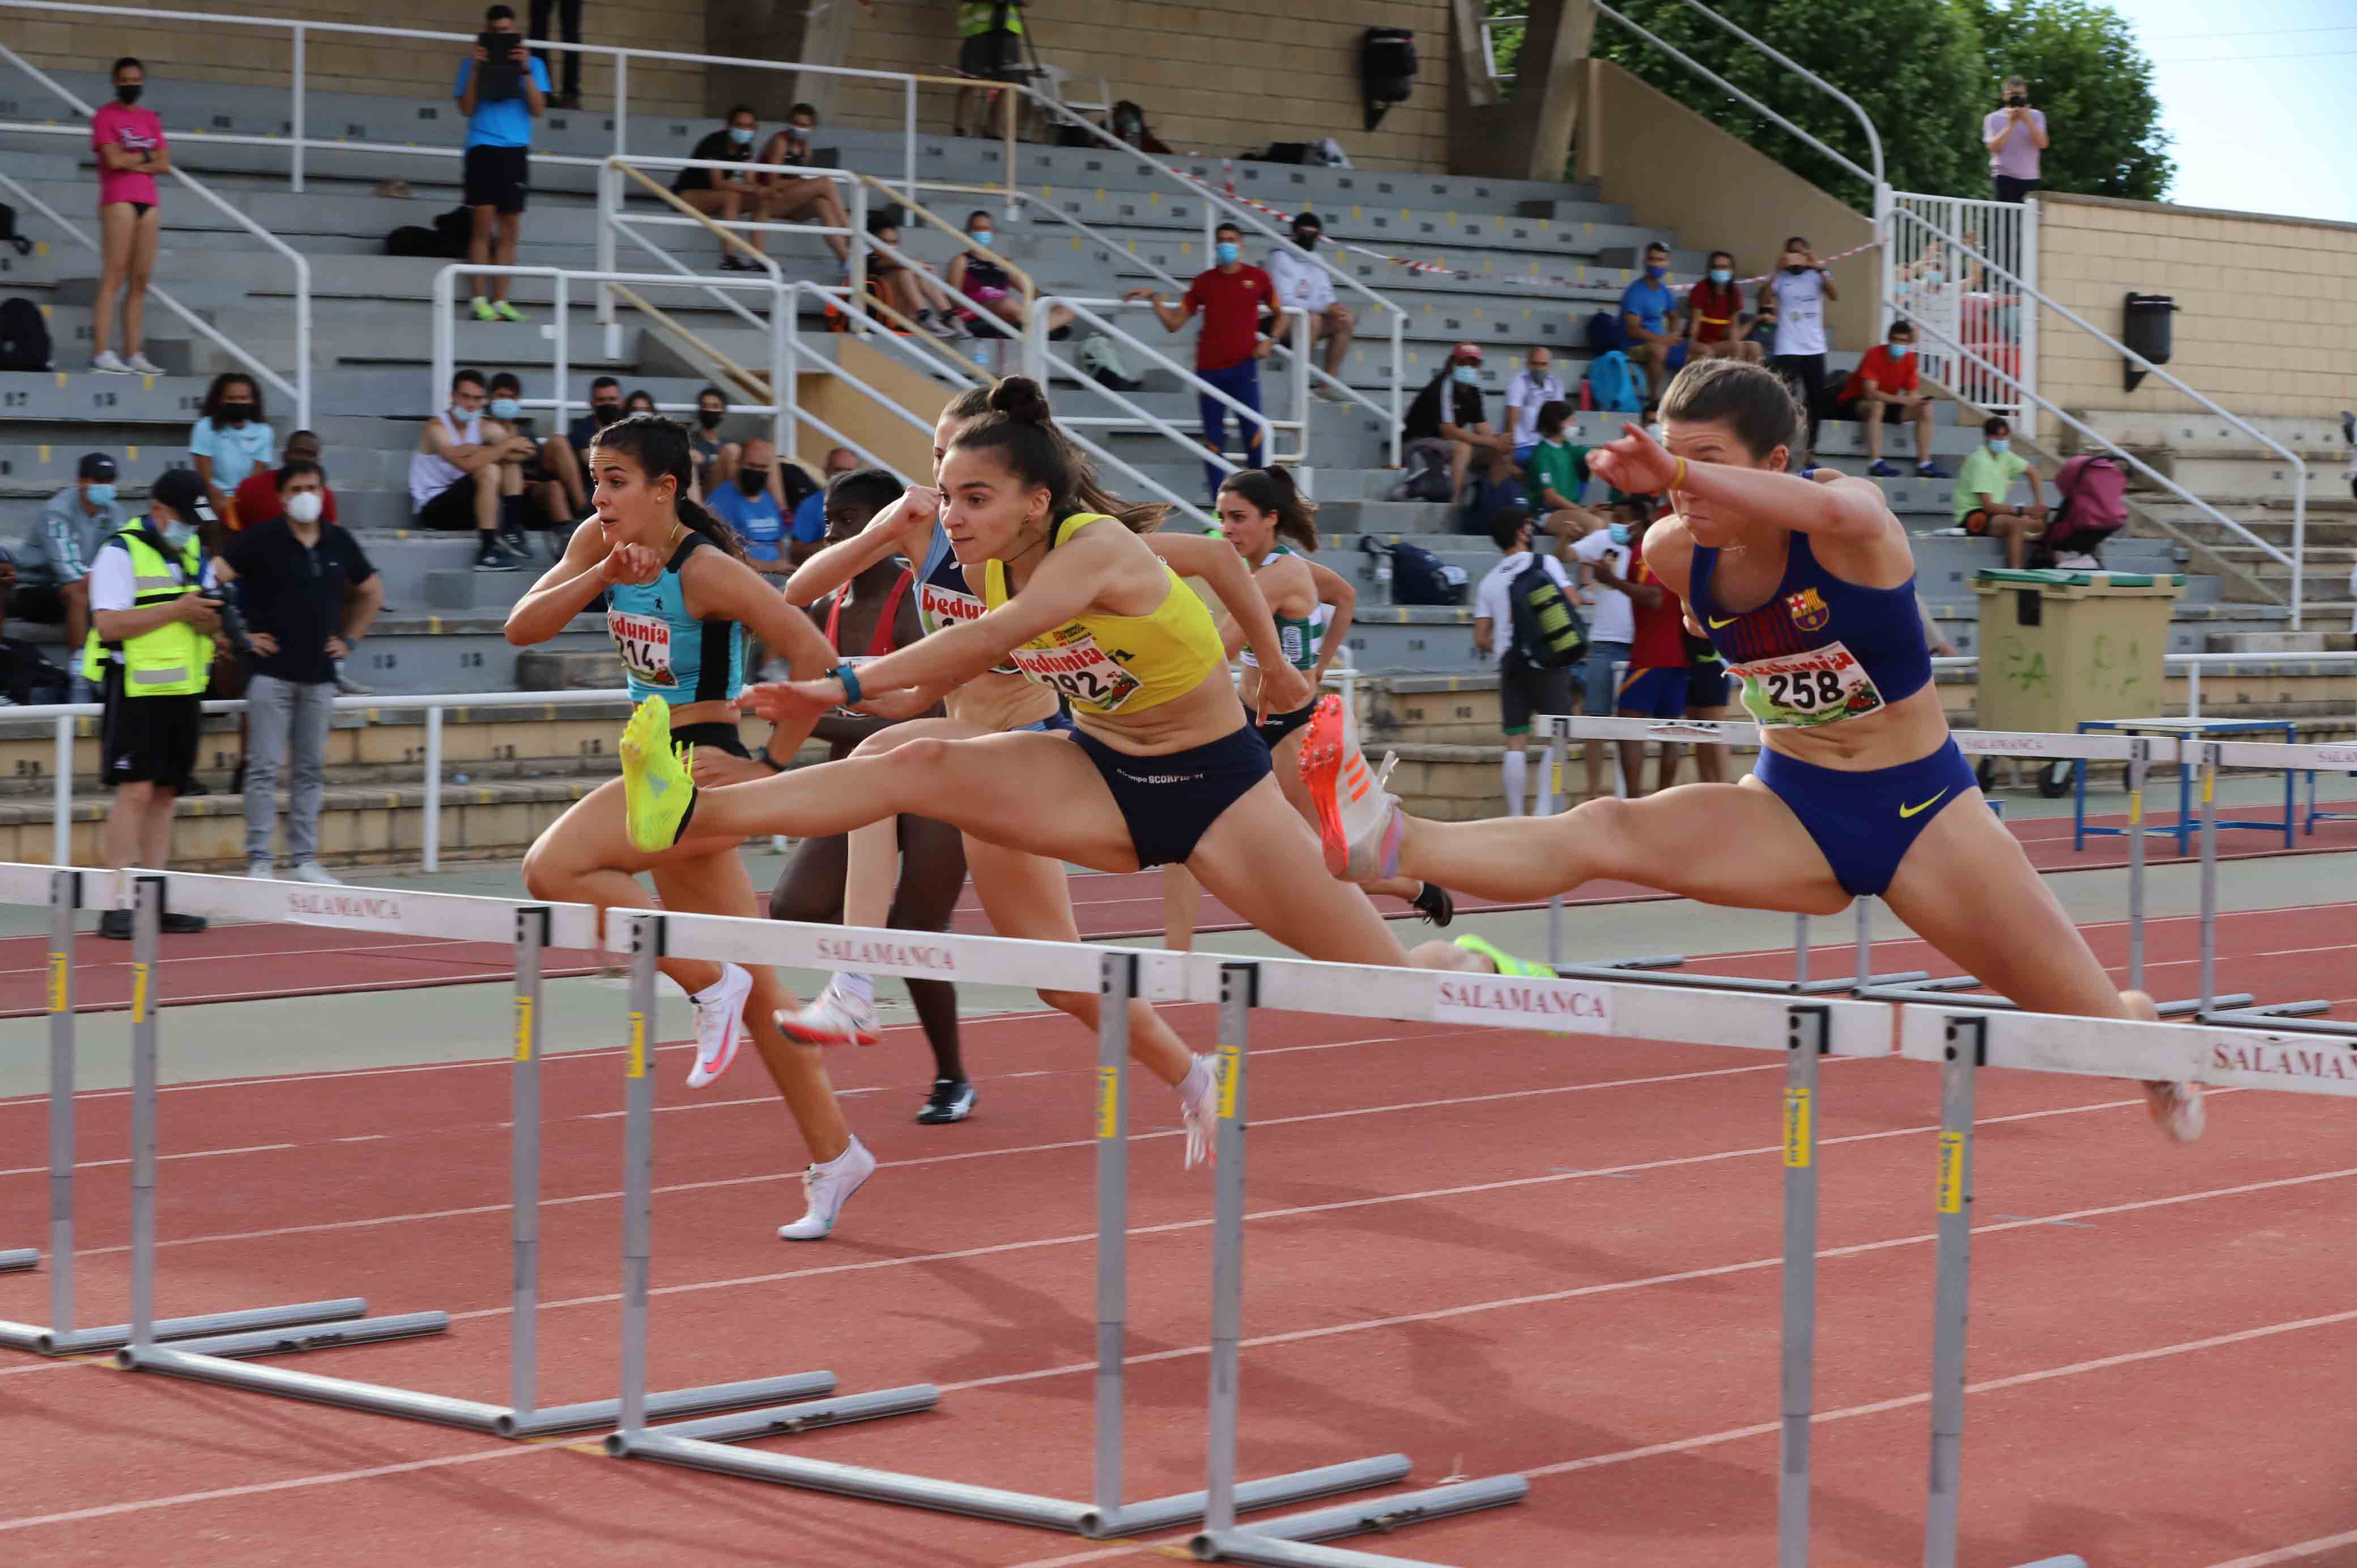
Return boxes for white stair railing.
[1886,208,2309,629]
[0,41,311,425]
[1884,193,2036,419]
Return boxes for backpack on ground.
[1388,538,1468,606]
[1392,442,1454,502]
[0,203,31,257]
[1507,556,1586,668]
[0,296,50,370]
[2033,454,2130,569]
[1584,349,1640,414]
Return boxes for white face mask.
[286,491,324,525]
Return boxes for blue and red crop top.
[1687,531,1930,731]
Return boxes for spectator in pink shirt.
[90,57,168,377]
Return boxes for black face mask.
[697,410,724,430]
[738,468,768,496]
[220,402,253,425]
[116,83,143,106]
[592,403,622,427]
[1294,231,1319,251]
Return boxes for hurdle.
[2193,739,2357,1038]
[605,909,1420,1539]
[1898,1001,2357,1568]
[1,866,373,1357]
[1182,952,1891,1566]
[85,870,852,1437]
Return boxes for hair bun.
[988,376,1053,425]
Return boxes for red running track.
[5,805,2351,1018]
[2,909,2354,1566]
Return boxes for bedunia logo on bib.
[1432,975,1614,1033]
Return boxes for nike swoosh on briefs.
[1708,615,1738,628]
[1899,789,1949,819]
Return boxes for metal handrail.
[1663,0,1883,189]
[1888,207,2309,628]
[1583,1,1876,191]
[0,41,312,426]
[1035,296,1304,470]
[0,168,297,415]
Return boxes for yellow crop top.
[981,513,1226,715]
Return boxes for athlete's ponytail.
[1216,465,1317,552]
[947,376,1167,534]
[589,412,750,564]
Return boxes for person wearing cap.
[7,454,123,684]
[1401,343,1512,506]
[231,431,341,533]
[86,467,219,939]
[1263,211,1352,398]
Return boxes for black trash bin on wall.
[2122,292,2175,391]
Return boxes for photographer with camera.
[456,5,549,324]
[1983,75,2048,204]
[86,468,223,937]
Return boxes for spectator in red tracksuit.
[1613,526,1690,797]
[1125,221,1278,501]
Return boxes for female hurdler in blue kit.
[1299,357,2202,1143]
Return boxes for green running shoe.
[1450,932,1555,979]
[621,697,696,851]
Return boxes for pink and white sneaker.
[685,962,751,1089]
[775,975,882,1046]
[1296,694,1402,883]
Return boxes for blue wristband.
[831,662,862,705]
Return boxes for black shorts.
[6,582,70,624]
[414,475,481,531]
[1253,700,1318,752]
[463,144,531,214]
[1070,723,1271,869]
[100,666,201,790]
[959,28,1023,79]
[1499,650,1574,737]
[1687,659,1731,710]
[674,721,752,760]
[1833,394,1908,425]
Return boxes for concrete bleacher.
[3,65,2330,850]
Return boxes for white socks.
[1502,749,1528,816]
[1178,1054,1215,1107]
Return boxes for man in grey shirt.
[6,453,122,694]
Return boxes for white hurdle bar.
[0,866,371,1356]
[1900,1004,2357,1568]
[603,909,1415,1539]
[40,869,844,1435]
[1181,952,1891,1567]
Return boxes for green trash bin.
[1973,569,2184,791]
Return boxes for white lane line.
[2203,1527,2357,1567]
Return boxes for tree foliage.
[1480,0,2173,208]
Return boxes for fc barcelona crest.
[1784,587,1830,633]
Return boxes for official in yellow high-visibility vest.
[954,0,1024,137]
[87,467,219,939]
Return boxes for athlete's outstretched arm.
[1590,422,1891,543]
[682,549,840,755]
[505,521,650,647]
[780,485,938,605]
[1143,531,1309,713]
[1304,556,1355,688]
